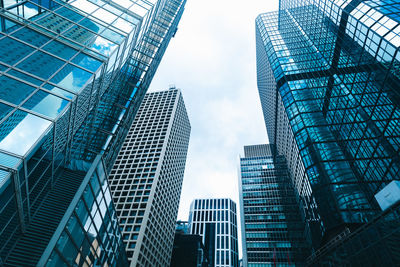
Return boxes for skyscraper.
[109,88,191,266]
[0,0,186,265]
[256,0,400,252]
[239,144,309,266]
[189,198,239,267]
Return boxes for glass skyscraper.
[239,144,309,267]
[0,0,186,265]
[189,198,239,267]
[109,88,191,266]
[256,0,400,255]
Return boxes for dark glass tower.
[256,0,400,251]
[239,144,309,266]
[0,0,186,266]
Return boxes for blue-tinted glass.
[90,36,117,57]
[0,75,36,105]
[22,1,40,19]
[42,83,75,99]
[79,16,104,33]
[0,151,22,168]
[72,53,102,72]
[55,231,79,263]
[0,103,14,122]
[22,90,69,119]
[54,6,85,24]
[0,62,7,71]
[101,28,124,44]
[0,37,35,65]
[6,69,43,86]
[66,214,85,248]
[63,24,94,44]
[16,51,65,79]
[45,250,68,267]
[0,110,51,155]
[0,14,22,33]
[50,64,93,92]
[76,198,89,223]
[43,40,78,60]
[11,27,50,47]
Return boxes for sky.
[148,0,278,256]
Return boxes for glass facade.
[239,144,310,267]
[308,201,400,266]
[0,0,186,265]
[256,0,400,249]
[39,155,128,266]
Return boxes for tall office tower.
[0,0,186,266]
[189,198,240,267]
[256,0,400,259]
[239,144,310,267]
[109,88,191,266]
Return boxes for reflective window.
[0,111,51,155]
[50,64,93,92]
[22,90,69,119]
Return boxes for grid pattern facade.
[0,0,186,264]
[109,88,191,266]
[239,144,309,267]
[189,198,239,267]
[256,0,400,248]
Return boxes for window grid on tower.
[109,89,191,266]
[189,198,239,267]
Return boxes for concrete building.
[109,88,191,266]
[189,198,239,267]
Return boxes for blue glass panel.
[72,53,103,72]
[0,103,14,122]
[3,0,18,9]
[0,151,22,168]
[45,250,68,267]
[0,62,7,71]
[22,1,40,19]
[0,169,11,190]
[0,15,21,33]
[78,17,104,34]
[43,40,78,60]
[6,69,43,86]
[55,230,79,264]
[16,51,65,80]
[11,27,50,47]
[50,64,93,92]
[54,6,85,24]
[22,90,69,119]
[30,0,58,10]
[0,37,35,65]
[42,84,75,99]
[0,110,51,155]
[63,25,95,44]
[101,28,124,44]
[90,36,117,56]
[0,75,36,105]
